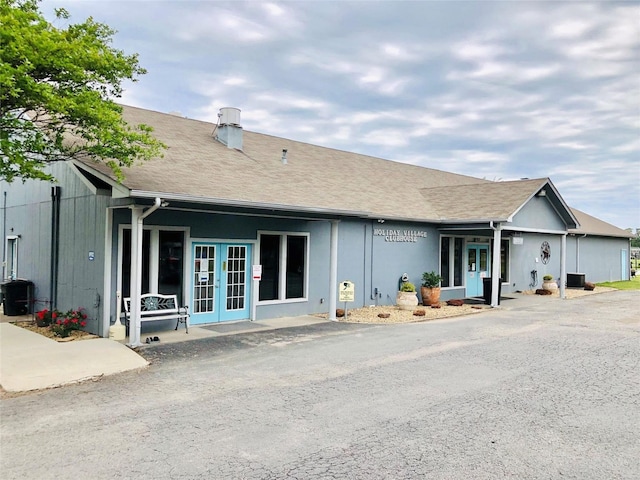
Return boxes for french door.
[466,244,489,297]
[191,243,251,324]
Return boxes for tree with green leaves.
[0,0,164,182]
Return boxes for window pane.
[501,239,509,282]
[286,236,306,299]
[479,249,487,272]
[454,238,463,286]
[440,237,450,287]
[159,231,184,304]
[259,235,280,301]
[121,229,150,298]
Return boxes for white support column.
[128,207,143,347]
[560,233,567,299]
[102,207,113,338]
[328,220,339,321]
[149,229,160,294]
[491,223,502,307]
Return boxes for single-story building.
[1,106,632,345]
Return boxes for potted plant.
[421,271,443,306]
[542,274,558,293]
[396,281,419,310]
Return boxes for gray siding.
[566,235,630,283]
[0,162,108,334]
[511,196,566,231]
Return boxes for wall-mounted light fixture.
[377,219,385,223]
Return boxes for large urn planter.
[421,271,443,306]
[421,286,441,306]
[542,275,558,293]
[396,281,419,310]
[396,291,419,310]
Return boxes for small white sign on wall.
[252,265,262,280]
[513,237,523,245]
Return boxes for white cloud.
[39,0,640,228]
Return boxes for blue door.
[466,244,489,297]
[191,243,251,324]
[621,249,629,281]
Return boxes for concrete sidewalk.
[0,291,603,394]
[0,315,330,394]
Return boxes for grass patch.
[597,275,640,290]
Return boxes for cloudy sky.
[43,0,639,229]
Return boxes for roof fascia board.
[130,190,370,218]
[506,179,579,229]
[66,161,100,195]
[437,218,508,225]
[160,206,344,222]
[71,160,130,198]
[502,225,568,235]
[541,180,580,228]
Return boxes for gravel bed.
[330,286,616,324]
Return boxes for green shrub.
[400,281,416,292]
[422,271,443,288]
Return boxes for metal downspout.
[328,220,339,321]
[2,191,6,280]
[50,186,61,310]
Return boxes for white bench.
[123,293,189,334]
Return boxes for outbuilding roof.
[76,105,578,227]
[569,208,633,238]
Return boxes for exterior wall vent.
[216,107,243,150]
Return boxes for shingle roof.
[420,179,548,221]
[76,105,568,224]
[569,208,632,238]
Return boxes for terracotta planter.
[396,291,418,310]
[421,286,441,306]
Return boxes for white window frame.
[117,224,190,297]
[439,235,466,288]
[4,235,19,280]
[257,230,310,305]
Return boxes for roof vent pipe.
[281,149,288,165]
[215,107,243,150]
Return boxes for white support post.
[102,207,113,338]
[128,207,143,347]
[560,233,567,299]
[491,224,502,307]
[328,220,339,321]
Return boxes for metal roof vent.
[219,107,241,126]
[216,107,243,150]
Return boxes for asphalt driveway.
[1,290,638,479]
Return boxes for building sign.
[373,229,428,243]
[339,281,355,302]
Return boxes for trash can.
[1,280,34,316]
[482,277,502,305]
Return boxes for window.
[500,239,509,282]
[440,236,464,287]
[5,236,19,280]
[120,228,185,304]
[488,238,510,283]
[259,232,308,302]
